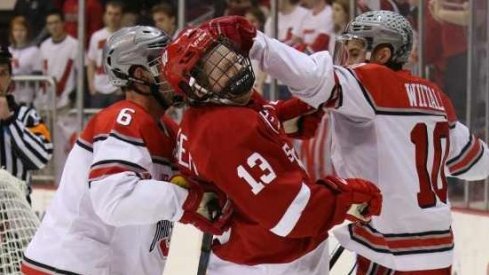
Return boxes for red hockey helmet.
[162,27,255,103]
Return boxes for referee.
[0,45,52,203]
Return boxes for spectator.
[261,0,308,99]
[225,0,257,16]
[264,0,308,45]
[14,0,55,45]
[331,0,350,51]
[87,1,124,109]
[244,7,267,96]
[244,7,267,32]
[0,46,52,204]
[39,9,78,183]
[62,0,104,46]
[429,0,469,122]
[357,0,400,13]
[151,3,177,38]
[292,0,333,53]
[8,16,42,106]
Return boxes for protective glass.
[333,34,369,66]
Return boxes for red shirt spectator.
[63,0,104,45]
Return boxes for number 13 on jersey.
[237,152,277,195]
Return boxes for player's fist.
[178,177,233,235]
[284,109,325,139]
[318,176,382,223]
[199,16,257,54]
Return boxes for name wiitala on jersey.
[404,83,445,111]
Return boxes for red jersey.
[175,98,347,265]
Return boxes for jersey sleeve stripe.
[151,156,173,166]
[446,134,474,166]
[76,138,93,152]
[22,255,81,275]
[92,131,145,147]
[93,133,109,143]
[270,182,311,237]
[447,138,483,174]
[348,224,454,256]
[90,159,147,172]
[88,165,152,183]
[450,144,484,176]
[109,130,145,147]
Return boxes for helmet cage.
[186,37,255,102]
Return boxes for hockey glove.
[318,176,382,224]
[173,176,233,235]
[283,109,325,139]
[199,16,257,55]
[273,97,325,139]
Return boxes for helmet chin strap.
[127,76,173,110]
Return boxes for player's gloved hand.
[172,175,233,235]
[271,97,324,139]
[199,16,257,55]
[283,109,325,139]
[317,176,382,224]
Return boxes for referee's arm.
[3,107,53,170]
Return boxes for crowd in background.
[4,0,480,192]
[6,0,471,116]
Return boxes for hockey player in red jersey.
[206,12,489,274]
[21,26,231,275]
[161,26,383,275]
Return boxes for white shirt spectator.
[293,5,333,47]
[264,5,308,43]
[40,35,78,109]
[87,28,118,95]
[263,6,309,86]
[9,45,42,105]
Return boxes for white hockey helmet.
[334,10,413,65]
[103,26,170,87]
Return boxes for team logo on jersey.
[150,220,173,257]
[259,107,281,134]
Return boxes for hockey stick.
[197,233,213,275]
[329,244,345,269]
[197,197,223,275]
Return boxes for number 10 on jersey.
[411,122,450,208]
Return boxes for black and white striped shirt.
[0,102,53,185]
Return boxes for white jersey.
[293,5,333,48]
[23,100,188,275]
[40,35,78,109]
[251,31,489,271]
[9,45,42,105]
[87,28,118,94]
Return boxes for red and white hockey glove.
[172,176,233,235]
[274,98,325,139]
[199,16,257,55]
[318,176,382,224]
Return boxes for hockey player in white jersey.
[204,12,489,274]
[21,26,231,275]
